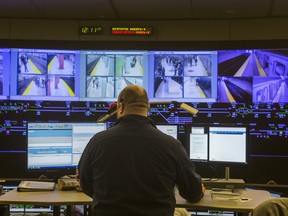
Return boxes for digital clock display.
[111,27,152,35]
[80,26,103,35]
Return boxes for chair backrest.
[251,198,288,216]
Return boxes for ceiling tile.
[34,0,116,19]
[0,0,287,20]
[0,0,43,18]
[192,0,272,19]
[112,0,193,19]
[272,0,288,16]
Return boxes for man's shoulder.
[91,128,111,139]
[90,125,124,141]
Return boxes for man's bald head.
[117,85,149,117]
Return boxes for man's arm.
[176,143,204,202]
[78,141,94,198]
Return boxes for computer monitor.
[156,124,188,152]
[189,124,248,165]
[27,122,107,171]
[156,124,178,139]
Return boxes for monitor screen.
[80,50,148,101]
[149,50,218,103]
[156,124,178,139]
[27,122,106,170]
[10,48,80,101]
[0,48,10,99]
[217,49,288,103]
[189,124,248,164]
[156,124,188,152]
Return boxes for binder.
[17,181,55,192]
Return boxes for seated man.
[251,197,288,216]
[174,208,191,216]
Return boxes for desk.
[0,188,271,216]
[176,189,271,214]
[0,188,92,216]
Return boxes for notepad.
[17,181,55,192]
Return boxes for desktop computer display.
[209,126,247,164]
[189,124,248,189]
[156,124,188,151]
[27,122,107,170]
[156,124,178,139]
[189,124,248,165]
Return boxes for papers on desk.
[211,190,242,201]
[17,181,55,192]
[58,177,79,191]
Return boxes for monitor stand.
[225,166,230,180]
[202,167,245,189]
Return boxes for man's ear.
[119,103,124,114]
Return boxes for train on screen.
[253,50,288,103]
[255,50,288,76]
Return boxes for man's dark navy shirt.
[78,114,203,216]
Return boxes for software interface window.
[209,126,246,163]
[190,126,247,164]
[156,124,178,139]
[27,122,106,170]
[190,126,208,161]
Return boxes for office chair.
[251,198,288,216]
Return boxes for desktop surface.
[175,189,271,213]
[0,187,92,205]
[0,187,271,215]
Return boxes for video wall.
[1,46,288,186]
[2,48,288,103]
